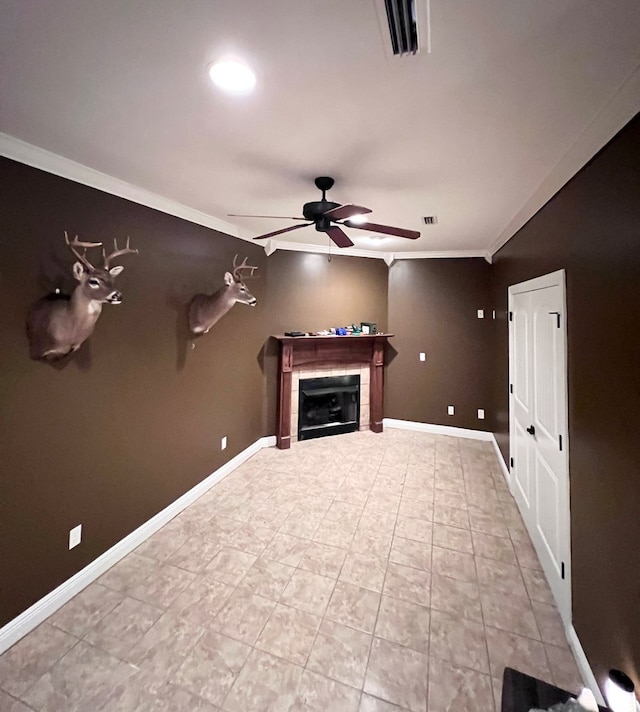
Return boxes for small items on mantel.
[284,323,378,337]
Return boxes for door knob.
[526,425,536,436]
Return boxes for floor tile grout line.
[422,439,438,712]
[9,636,85,706]
[346,446,406,706]
[5,431,571,711]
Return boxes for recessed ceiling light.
[208,59,256,95]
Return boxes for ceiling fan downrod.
[314,176,335,201]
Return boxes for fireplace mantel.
[274,334,393,449]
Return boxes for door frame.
[508,268,572,625]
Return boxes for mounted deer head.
[188,254,258,335]
[26,232,138,360]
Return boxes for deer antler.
[232,254,258,282]
[102,237,139,269]
[64,231,102,271]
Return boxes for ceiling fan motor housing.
[303,200,340,230]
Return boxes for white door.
[509,270,571,624]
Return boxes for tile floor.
[0,429,583,711]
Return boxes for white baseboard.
[383,418,493,441]
[383,419,512,486]
[0,435,276,655]
[489,435,511,486]
[566,625,606,706]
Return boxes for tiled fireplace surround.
[275,335,391,449]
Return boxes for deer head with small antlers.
[26,232,138,360]
[188,255,258,335]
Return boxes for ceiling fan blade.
[229,214,307,220]
[345,220,420,239]
[323,204,372,221]
[252,223,313,240]
[326,225,354,248]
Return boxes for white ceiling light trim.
[208,59,256,95]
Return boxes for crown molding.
[1,133,513,264]
[488,61,640,258]
[388,249,488,260]
[269,241,489,263]
[0,133,248,241]
[269,239,385,260]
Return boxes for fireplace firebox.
[298,375,361,441]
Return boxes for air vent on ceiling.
[422,216,438,225]
[384,0,419,56]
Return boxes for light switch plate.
[477,309,484,319]
[447,405,455,416]
[221,436,227,450]
[478,409,485,419]
[419,352,426,362]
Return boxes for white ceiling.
[2,1,640,259]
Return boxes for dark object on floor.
[501,668,611,712]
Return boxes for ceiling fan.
[229,176,420,248]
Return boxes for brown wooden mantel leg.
[277,343,293,449]
[370,341,384,433]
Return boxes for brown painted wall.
[386,258,494,431]
[0,158,269,626]
[262,251,389,435]
[0,163,391,626]
[491,114,640,689]
[5,110,638,696]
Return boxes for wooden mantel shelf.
[274,334,394,340]
[274,333,393,449]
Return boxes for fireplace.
[298,374,361,441]
[274,333,392,449]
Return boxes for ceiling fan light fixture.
[249,177,420,246]
[208,59,256,95]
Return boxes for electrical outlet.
[478,408,485,419]
[69,524,82,550]
[447,405,455,416]
[419,352,426,362]
[477,309,484,319]
[221,436,227,451]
